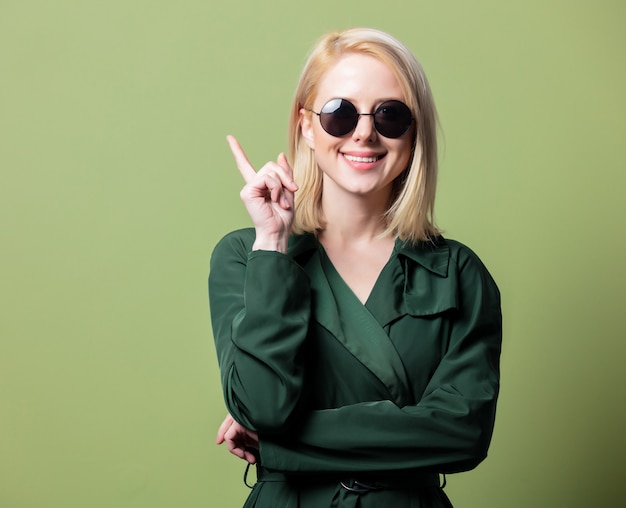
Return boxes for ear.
[299,108,315,150]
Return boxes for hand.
[216,413,259,464]
[227,135,299,252]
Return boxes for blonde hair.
[288,28,440,243]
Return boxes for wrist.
[252,233,289,253]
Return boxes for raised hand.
[216,413,259,464]
[227,135,298,252]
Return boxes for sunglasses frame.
[307,98,414,139]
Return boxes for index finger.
[226,135,256,183]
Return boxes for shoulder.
[441,237,500,299]
[213,227,256,252]
[210,228,256,266]
[442,238,492,272]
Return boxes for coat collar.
[394,235,450,278]
[287,233,457,324]
[287,232,451,276]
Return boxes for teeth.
[344,154,380,163]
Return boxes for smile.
[342,154,384,163]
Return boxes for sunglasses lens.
[374,101,413,138]
[316,99,413,138]
[319,99,359,137]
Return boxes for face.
[300,53,414,204]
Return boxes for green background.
[2,1,624,507]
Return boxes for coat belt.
[255,465,442,491]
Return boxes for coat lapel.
[304,246,413,406]
[286,234,457,406]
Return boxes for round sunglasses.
[308,98,414,139]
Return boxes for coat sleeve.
[208,230,311,434]
[259,245,502,474]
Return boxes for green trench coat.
[209,229,501,508]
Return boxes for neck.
[320,192,392,245]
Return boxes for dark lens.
[319,99,359,137]
[374,100,413,138]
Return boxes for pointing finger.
[226,135,256,183]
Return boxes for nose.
[351,113,377,142]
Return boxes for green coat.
[209,229,501,507]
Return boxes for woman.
[209,28,501,507]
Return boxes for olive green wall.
[1,1,624,507]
